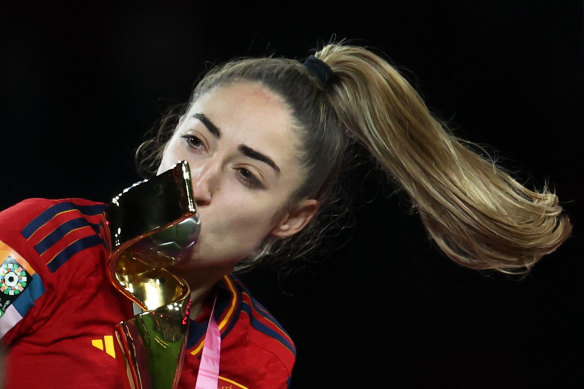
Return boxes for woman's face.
[157,82,317,273]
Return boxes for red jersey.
[0,198,295,388]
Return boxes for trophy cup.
[104,160,200,389]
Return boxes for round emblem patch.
[0,262,28,295]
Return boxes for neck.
[187,283,214,320]
[170,264,232,320]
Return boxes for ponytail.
[317,44,571,273]
[141,42,572,273]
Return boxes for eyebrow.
[238,145,281,174]
[193,112,280,174]
[193,113,221,139]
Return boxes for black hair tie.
[303,55,334,87]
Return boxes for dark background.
[1,1,583,388]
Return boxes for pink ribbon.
[194,297,221,389]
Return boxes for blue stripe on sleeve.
[47,235,104,273]
[33,218,100,255]
[21,202,106,239]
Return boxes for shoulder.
[186,274,296,387]
[204,275,296,388]
[220,275,296,369]
[0,197,110,341]
[227,276,295,351]
[0,198,108,273]
[1,198,107,241]
[1,197,106,219]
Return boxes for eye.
[181,134,206,150]
[237,167,264,189]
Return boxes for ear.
[270,199,319,238]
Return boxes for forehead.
[190,82,289,122]
[186,82,303,172]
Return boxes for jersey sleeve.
[0,198,109,345]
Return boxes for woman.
[0,43,571,388]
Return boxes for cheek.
[219,195,283,238]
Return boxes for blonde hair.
[317,44,571,273]
[137,42,572,273]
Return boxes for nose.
[189,159,221,206]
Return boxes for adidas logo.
[91,335,116,358]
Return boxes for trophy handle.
[105,161,199,389]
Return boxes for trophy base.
[114,306,189,389]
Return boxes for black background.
[1,1,583,388]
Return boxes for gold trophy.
[104,160,199,389]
